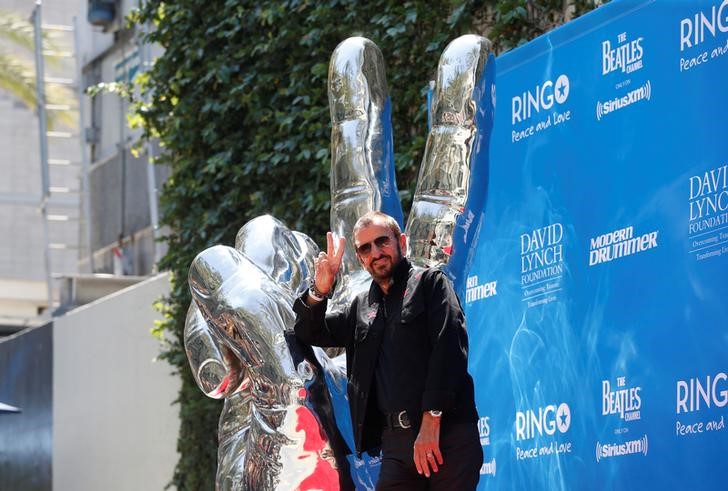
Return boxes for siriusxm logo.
[602,32,644,75]
[596,435,648,462]
[516,403,571,441]
[480,458,496,476]
[511,74,570,125]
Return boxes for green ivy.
[484,0,605,52]
[131,0,601,488]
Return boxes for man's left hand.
[413,412,443,477]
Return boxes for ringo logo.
[516,402,571,441]
[512,74,570,125]
[680,0,728,51]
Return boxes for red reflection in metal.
[294,390,339,490]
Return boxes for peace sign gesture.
[312,231,345,298]
[323,35,493,310]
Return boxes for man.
[293,211,481,490]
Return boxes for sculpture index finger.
[328,37,404,278]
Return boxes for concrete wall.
[53,273,179,491]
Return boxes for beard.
[366,243,402,282]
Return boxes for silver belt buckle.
[397,411,411,429]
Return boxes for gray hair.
[353,211,402,240]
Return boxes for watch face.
[430,410,442,417]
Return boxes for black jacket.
[293,258,478,455]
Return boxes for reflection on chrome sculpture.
[407,35,492,267]
[184,34,492,490]
[328,37,403,314]
[188,218,352,490]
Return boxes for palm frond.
[0,11,77,128]
[0,10,35,53]
[0,52,36,107]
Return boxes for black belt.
[383,410,411,429]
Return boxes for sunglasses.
[356,235,394,256]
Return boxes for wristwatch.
[428,410,443,417]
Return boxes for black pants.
[376,422,483,490]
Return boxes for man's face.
[354,220,407,282]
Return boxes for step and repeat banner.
[457,0,728,488]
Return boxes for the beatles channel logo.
[478,416,496,476]
[588,224,658,266]
[515,403,573,460]
[675,372,727,437]
[687,163,728,261]
[479,416,491,446]
[603,376,642,422]
[679,0,728,72]
[510,74,571,143]
[521,222,564,308]
[602,31,644,76]
[595,376,647,462]
[596,30,650,121]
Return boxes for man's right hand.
[309,231,345,303]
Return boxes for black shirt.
[372,259,408,414]
[293,257,478,454]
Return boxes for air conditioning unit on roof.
[87,0,115,28]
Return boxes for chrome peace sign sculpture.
[184,34,494,491]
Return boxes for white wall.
[53,273,179,491]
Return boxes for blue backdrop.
[450,0,728,488]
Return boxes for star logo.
[554,74,570,104]
[556,402,571,433]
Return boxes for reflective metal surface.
[186,216,371,490]
[329,37,404,290]
[234,215,317,297]
[406,35,492,267]
[184,34,493,490]
[185,303,253,488]
[185,304,233,398]
[327,37,406,314]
